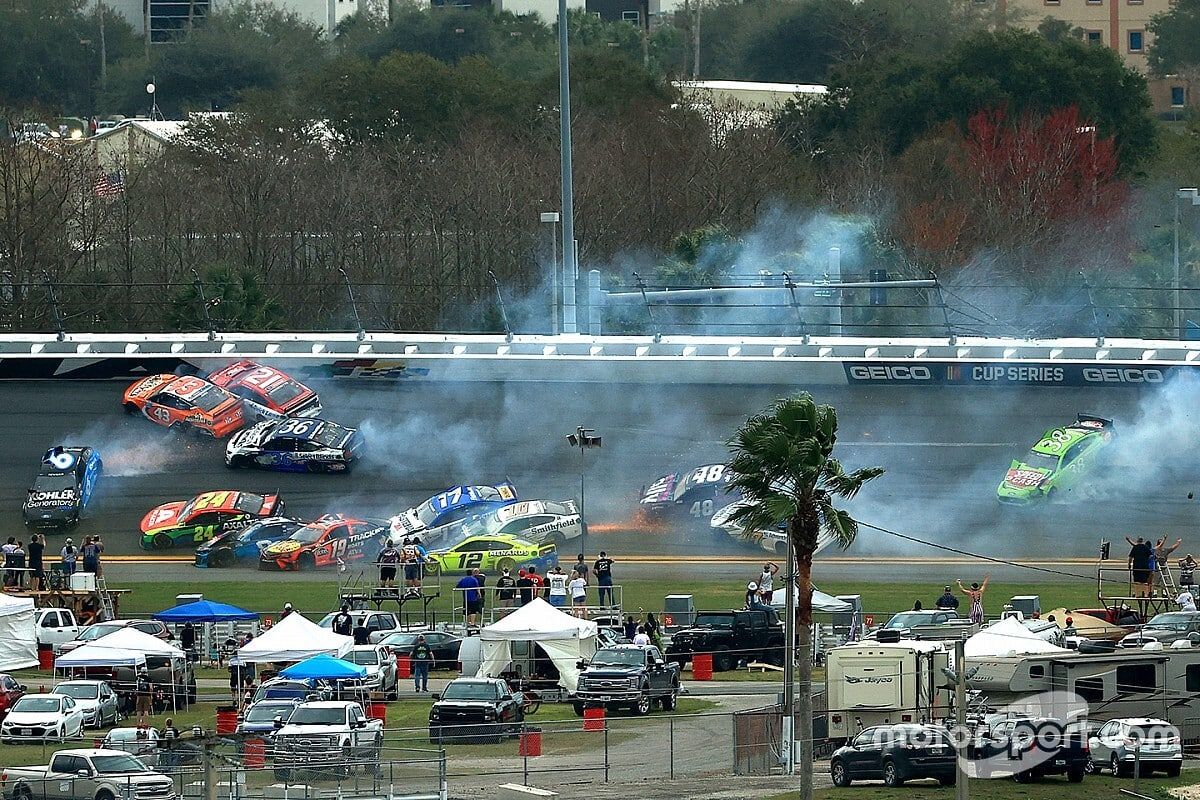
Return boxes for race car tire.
[152,533,173,550]
[298,553,316,572]
[227,456,249,470]
[123,402,138,415]
[306,462,326,474]
[424,560,441,576]
[497,558,517,575]
[210,549,235,568]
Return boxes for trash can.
[582,707,606,732]
[692,653,713,681]
[396,655,412,679]
[244,739,265,769]
[518,727,542,757]
[215,706,238,735]
[38,646,54,671]
[368,702,387,724]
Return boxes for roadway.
[0,379,1188,579]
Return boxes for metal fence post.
[670,716,675,779]
[604,723,610,782]
[523,721,529,786]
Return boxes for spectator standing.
[623,616,637,640]
[745,581,760,609]
[352,619,370,645]
[1178,590,1198,613]
[228,660,243,704]
[912,600,923,611]
[527,567,545,599]
[759,563,778,604]
[160,718,179,769]
[1063,617,1078,637]
[378,540,400,589]
[401,537,422,597]
[457,570,483,625]
[60,538,77,576]
[594,551,614,606]
[411,634,433,692]
[280,603,294,620]
[2,537,16,587]
[573,554,588,581]
[516,569,534,606]
[633,626,650,646]
[956,575,991,624]
[181,622,196,659]
[547,566,568,607]
[81,536,101,574]
[28,534,44,590]
[934,586,959,611]
[332,605,353,636]
[1155,537,1183,594]
[645,613,662,648]
[496,569,517,608]
[1181,554,1198,589]
[135,668,153,722]
[1127,537,1154,616]
[569,572,587,610]
[7,541,25,588]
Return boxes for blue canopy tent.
[151,600,259,623]
[280,654,367,680]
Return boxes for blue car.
[23,446,102,530]
[389,482,519,540]
[224,417,365,473]
[194,517,305,568]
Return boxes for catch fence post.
[523,722,529,786]
[604,723,610,782]
[670,715,675,779]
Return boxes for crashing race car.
[259,515,390,571]
[389,482,519,540]
[638,464,738,528]
[424,533,558,576]
[225,417,364,473]
[122,374,245,438]
[141,490,284,550]
[711,500,840,556]
[194,517,306,568]
[205,360,322,421]
[23,446,103,531]
[997,414,1115,505]
[419,499,582,549]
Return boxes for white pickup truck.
[270,701,383,779]
[0,749,175,800]
[34,609,80,649]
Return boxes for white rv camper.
[825,639,952,739]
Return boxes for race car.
[140,490,284,550]
[205,360,322,421]
[194,516,306,568]
[225,417,365,473]
[421,499,582,549]
[389,482,519,540]
[637,463,739,527]
[23,446,103,531]
[122,374,245,438]
[711,500,839,556]
[423,533,558,576]
[997,414,1115,505]
[258,515,390,571]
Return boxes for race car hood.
[24,487,79,510]
[1001,461,1052,490]
[640,472,678,506]
[141,501,186,533]
[262,539,305,557]
[228,421,274,450]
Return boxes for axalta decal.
[845,362,1189,386]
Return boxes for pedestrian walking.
[547,565,568,607]
[594,551,614,606]
[412,634,433,692]
[957,575,991,624]
[516,569,534,606]
[332,605,354,636]
[759,562,778,604]
[496,569,517,608]
[28,533,44,590]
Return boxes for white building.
[95,0,385,41]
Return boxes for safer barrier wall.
[1,333,1198,386]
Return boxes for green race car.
[424,533,558,575]
[997,414,1114,504]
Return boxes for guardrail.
[2,332,1200,387]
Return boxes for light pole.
[541,211,561,334]
[1175,188,1200,339]
[146,81,159,121]
[557,0,577,334]
[566,426,601,557]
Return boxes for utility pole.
[97,3,108,91]
[692,0,701,78]
[954,637,969,800]
[782,532,796,774]
[557,0,577,334]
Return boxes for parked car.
[970,717,1088,783]
[664,608,784,671]
[574,644,681,716]
[0,694,86,742]
[316,611,399,644]
[1119,612,1200,648]
[34,609,81,648]
[0,674,26,721]
[831,724,957,787]
[344,645,398,699]
[429,678,525,745]
[56,619,174,655]
[236,699,300,737]
[100,728,160,766]
[252,678,331,704]
[49,680,120,728]
[1087,718,1182,777]
[378,630,462,669]
[0,749,173,800]
[271,701,383,779]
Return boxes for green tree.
[1148,0,1200,75]
[725,394,883,800]
[168,264,285,331]
[1037,16,1083,44]
[655,225,741,285]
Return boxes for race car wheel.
[424,560,441,576]
[227,456,249,470]
[123,402,138,415]
[306,462,326,474]
[497,558,517,575]
[152,533,173,550]
[298,553,316,572]
[210,549,235,568]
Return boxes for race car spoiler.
[1074,413,1114,429]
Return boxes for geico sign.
[847,365,933,381]
[1081,367,1165,384]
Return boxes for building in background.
[96,0,387,42]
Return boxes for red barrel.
[38,647,54,670]
[396,655,412,679]
[215,707,238,735]
[367,703,387,724]
[692,653,713,681]
[244,739,265,769]
[582,707,605,732]
[518,728,542,757]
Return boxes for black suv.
[429,678,524,744]
[831,724,956,787]
[574,644,682,716]
[970,717,1088,783]
[665,608,784,671]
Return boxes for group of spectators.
[455,552,617,626]
[377,537,428,597]
[2,534,104,590]
[1126,536,1199,615]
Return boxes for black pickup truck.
[428,678,524,745]
[970,717,1089,783]
[665,608,785,671]
[574,644,681,716]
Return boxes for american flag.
[92,171,124,198]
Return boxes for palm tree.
[726,393,883,800]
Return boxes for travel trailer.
[825,640,952,739]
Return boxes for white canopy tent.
[965,617,1070,658]
[0,593,37,671]
[54,628,187,711]
[54,644,147,669]
[770,586,852,613]
[237,612,353,663]
[477,599,598,692]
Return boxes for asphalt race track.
[1,379,1195,572]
